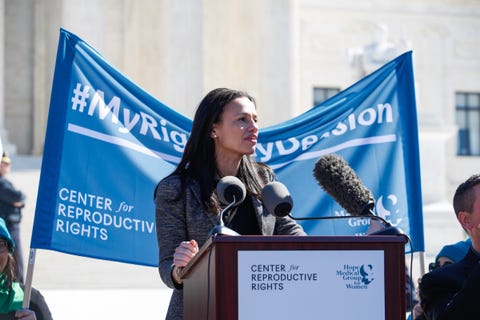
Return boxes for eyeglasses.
[428,261,453,272]
[0,239,9,253]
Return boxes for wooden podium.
[180,235,407,320]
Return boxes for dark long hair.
[2,251,17,288]
[172,88,266,212]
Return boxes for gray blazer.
[155,174,306,320]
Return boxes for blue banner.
[30,29,423,267]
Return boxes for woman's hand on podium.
[172,240,199,284]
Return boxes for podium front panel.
[182,235,406,320]
[238,250,385,319]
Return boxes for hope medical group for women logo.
[336,263,376,289]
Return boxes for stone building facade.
[1,0,479,207]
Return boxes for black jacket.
[0,286,53,320]
[0,176,25,223]
[420,248,480,320]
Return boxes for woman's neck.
[216,156,241,177]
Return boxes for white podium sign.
[238,250,385,320]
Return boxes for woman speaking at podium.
[154,88,305,320]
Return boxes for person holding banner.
[0,153,26,283]
[420,174,480,319]
[155,87,305,319]
[0,217,52,319]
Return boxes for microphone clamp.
[208,197,241,237]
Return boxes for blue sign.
[30,29,423,267]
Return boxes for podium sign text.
[180,236,406,320]
[238,250,385,319]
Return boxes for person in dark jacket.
[155,88,306,320]
[410,238,471,320]
[0,153,25,282]
[419,174,480,319]
[0,217,52,320]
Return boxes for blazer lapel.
[189,179,217,227]
[252,196,275,235]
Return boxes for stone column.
[260,0,298,125]
[32,0,62,155]
[0,0,15,154]
[32,0,107,155]
[0,0,6,153]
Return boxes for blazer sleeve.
[154,175,187,290]
[274,215,307,236]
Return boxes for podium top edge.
[179,234,408,280]
[210,235,408,244]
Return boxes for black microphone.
[216,176,246,206]
[313,153,374,216]
[208,176,246,237]
[261,181,380,231]
[261,181,293,217]
[261,180,408,241]
[313,153,403,235]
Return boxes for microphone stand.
[285,213,404,236]
[364,209,404,236]
[366,218,404,236]
[208,196,240,237]
[360,202,405,236]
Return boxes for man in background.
[420,174,480,319]
[410,238,471,320]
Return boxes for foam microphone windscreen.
[216,176,246,206]
[261,181,293,217]
[313,153,374,216]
